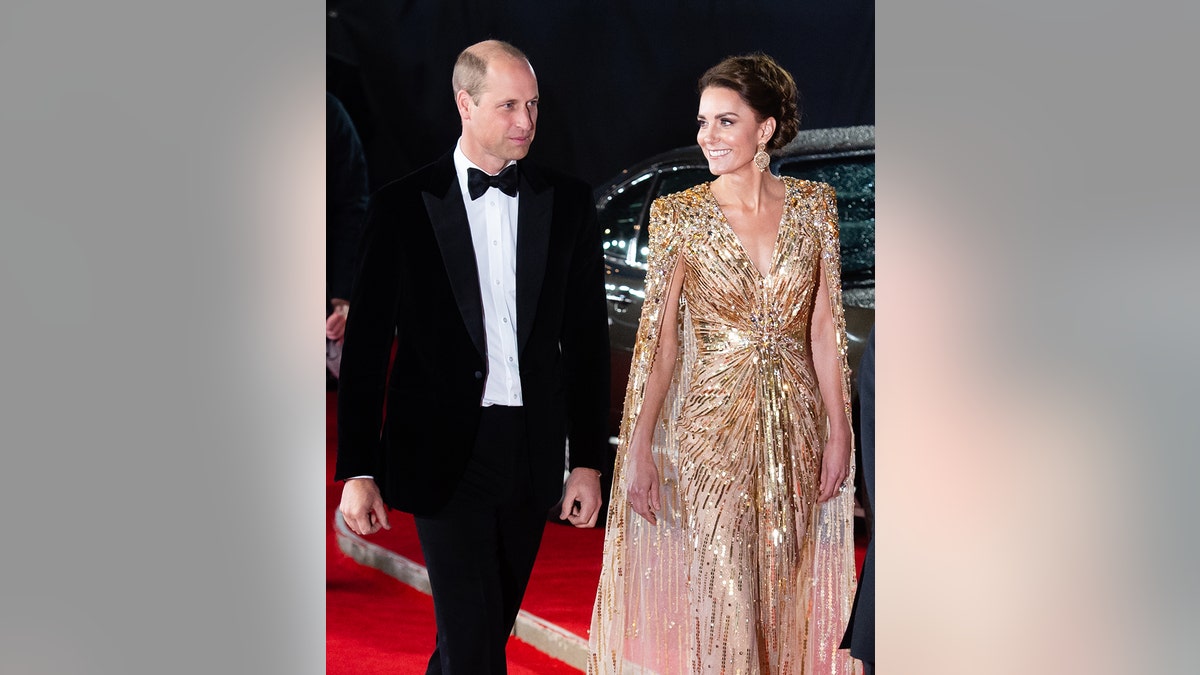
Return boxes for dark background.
[327,0,874,190]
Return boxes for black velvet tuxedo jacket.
[334,151,611,516]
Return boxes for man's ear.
[455,90,472,121]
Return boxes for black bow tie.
[467,164,519,200]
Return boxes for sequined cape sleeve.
[588,194,695,674]
[808,181,861,675]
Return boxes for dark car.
[593,125,876,512]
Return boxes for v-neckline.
[706,180,790,280]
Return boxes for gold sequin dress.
[588,178,859,675]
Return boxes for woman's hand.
[626,436,661,525]
[817,435,852,503]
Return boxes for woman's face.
[696,86,773,176]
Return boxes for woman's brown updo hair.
[698,53,800,152]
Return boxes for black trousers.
[413,406,546,675]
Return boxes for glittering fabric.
[588,178,859,675]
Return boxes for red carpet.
[357,497,607,642]
[327,390,868,672]
[326,391,579,674]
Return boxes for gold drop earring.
[753,142,770,172]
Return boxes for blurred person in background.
[841,326,874,673]
[589,53,859,674]
[326,91,369,381]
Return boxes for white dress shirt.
[453,141,523,407]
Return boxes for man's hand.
[339,477,391,536]
[326,301,350,341]
[559,467,603,528]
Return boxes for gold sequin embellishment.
[588,179,859,674]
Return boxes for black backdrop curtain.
[328,0,874,191]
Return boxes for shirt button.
[474,371,483,380]
[502,317,508,323]
[507,356,514,362]
[495,279,501,285]
[492,240,498,246]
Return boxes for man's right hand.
[339,478,391,536]
[326,302,350,341]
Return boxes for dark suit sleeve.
[561,183,611,472]
[327,92,369,304]
[334,188,402,481]
[857,326,875,505]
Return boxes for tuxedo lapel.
[423,154,486,359]
[516,165,553,354]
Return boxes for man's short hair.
[452,40,530,104]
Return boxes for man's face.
[458,56,539,174]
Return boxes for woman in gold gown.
[588,54,860,674]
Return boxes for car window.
[655,166,712,201]
[598,171,655,266]
[777,156,875,301]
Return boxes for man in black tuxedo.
[335,40,610,674]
